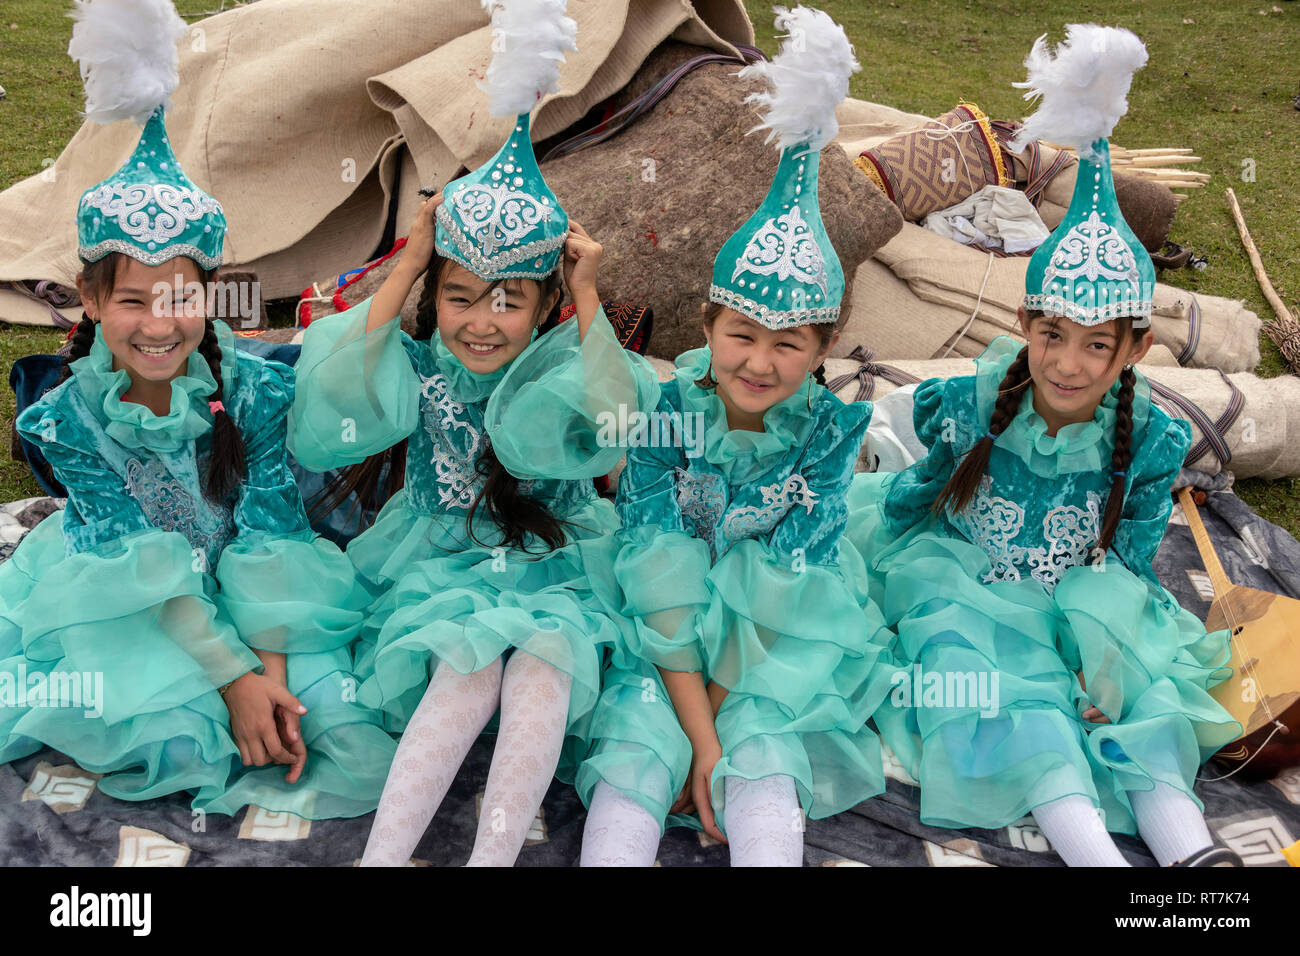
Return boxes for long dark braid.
[1096,364,1136,555]
[196,318,247,503]
[931,346,1031,516]
[57,313,99,381]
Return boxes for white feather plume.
[1009,24,1148,160]
[739,5,859,152]
[479,0,578,118]
[67,0,188,125]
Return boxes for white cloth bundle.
[922,185,1049,254]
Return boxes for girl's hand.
[274,703,309,783]
[562,221,602,303]
[223,672,309,773]
[366,194,442,334]
[673,737,727,844]
[1081,706,1111,724]
[401,194,442,275]
[1077,672,1111,725]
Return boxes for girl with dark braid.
[0,0,394,822]
[846,25,1242,866]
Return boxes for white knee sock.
[1129,782,1214,867]
[580,780,663,867]
[465,651,573,867]
[360,657,504,866]
[1031,793,1130,867]
[723,774,804,867]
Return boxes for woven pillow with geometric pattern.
[855,102,1010,221]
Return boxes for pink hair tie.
[209,400,225,415]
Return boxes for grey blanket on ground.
[1,491,1297,867]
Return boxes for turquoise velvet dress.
[575,348,899,833]
[288,297,659,781]
[845,335,1242,835]
[0,321,395,819]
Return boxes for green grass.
[1,0,1296,530]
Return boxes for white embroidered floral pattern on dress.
[722,473,818,542]
[952,476,1103,593]
[674,468,726,561]
[419,372,484,511]
[123,456,234,566]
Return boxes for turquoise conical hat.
[1023,139,1154,324]
[433,0,576,281]
[1011,24,1153,327]
[709,145,843,328]
[434,112,569,280]
[707,5,857,329]
[77,106,227,269]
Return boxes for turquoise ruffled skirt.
[845,472,1241,835]
[575,532,899,834]
[0,517,396,819]
[350,489,626,782]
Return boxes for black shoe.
[1173,846,1244,867]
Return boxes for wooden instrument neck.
[1176,487,1234,600]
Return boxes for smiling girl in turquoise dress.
[573,7,897,867]
[0,0,394,820]
[288,0,658,866]
[847,25,1243,867]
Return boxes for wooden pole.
[1226,187,1300,373]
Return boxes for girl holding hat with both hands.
[289,0,659,866]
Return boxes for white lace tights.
[360,652,571,867]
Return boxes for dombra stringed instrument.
[1176,487,1300,779]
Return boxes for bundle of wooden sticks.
[1047,143,1210,202]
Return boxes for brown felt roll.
[1113,170,1179,253]
[540,43,903,361]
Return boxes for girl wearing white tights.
[290,185,656,865]
[575,7,897,866]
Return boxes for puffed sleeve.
[11,400,262,722]
[484,306,661,480]
[287,296,420,473]
[215,357,372,655]
[17,396,154,554]
[879,376,963,537]
[592,390,712,674]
